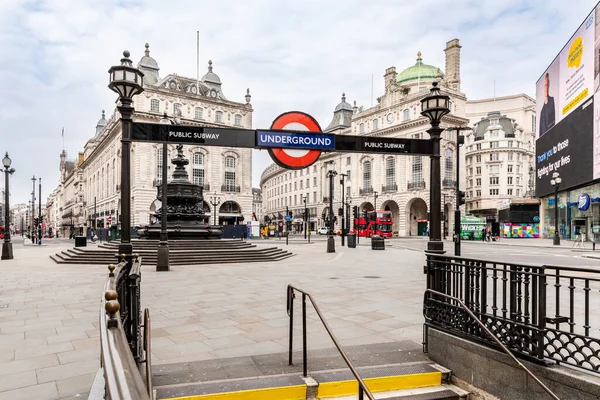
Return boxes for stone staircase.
[50,239,294,265]
[151,342,469,400]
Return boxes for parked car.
[317,227,329,235]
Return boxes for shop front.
[540,182,600,242]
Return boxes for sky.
[0,0,597,205]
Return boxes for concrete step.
[50,252,294,265]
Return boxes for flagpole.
[62,127,64,151]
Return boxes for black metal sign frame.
[131,122,434,156]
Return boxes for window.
[294,182,297,190]
[313,165,317,173]
[508,141,513,148]
[385,157,395,187]
[346,170,351,181]
[508,189,513,195]
[300,180,303,189]
[490,153,499,161]
[216,111,223,123]
[234,114,242,126]
[363,161,372,189]
[174,103,182,116]
[373,119,378,130]
[476,167,481,175]
[469,179,473,187]
[489,165,499,174]
[491,141,499,148]
[156,150,164,184]
[508,153,513,161]
[313,192,317,203]
[489,189,499,196]
[194,107,203,120]
[403,109,410,121]
[151,99,160,112]
[306,178,309,188]
[294,195,297,205]
[359,123,365,134]
[476,190,481,197]
[517,177,521,185]
[476,155,481,162]
[192,152,205,186]
[476,178,481,186]
[532,115,536,133]
[508,176,513,185]
[313,177,317,187]
[516,189,521,196]
[444,148,454,182]
[412,155,423,183]
[476,144,481,150]
[224,156,236,191]
[490,177,499,185]
[508,164,513,173]
[517,165,521,173]
[346,157,351,165]
[490,130,499,138]
[469,168,473,176]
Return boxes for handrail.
[424,289,560,400]
[100,261,150,400]
[287,285,375,400]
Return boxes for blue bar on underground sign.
[257,131,335,150]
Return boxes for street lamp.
[373,191,379,235]
[31,176,36,244]
[302,196,308,240]
[421,81,450,254]
[209,192,220,226]
[157,113,174,272]
[38,177,42,245]
[1,152,15,260]
[327,169,338,253]
[339,173,348,245]
[550,172,562,246]
[108,50,144,258]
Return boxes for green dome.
[396,52,444,85]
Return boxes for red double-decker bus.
[354,210,393,237]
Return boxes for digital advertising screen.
[535,5,600,197]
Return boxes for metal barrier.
[424,254,600,375]
[99,254,152,399]
[287,285,375,400]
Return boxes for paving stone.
[36,359,99,384]
[0,382,59,400]
[70,337,98,350]
[57,348,100,365]
[55,372,96,398]
[15,342,73,360]
[46,330,89,345]
[0,370,37,392]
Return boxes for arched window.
[156,150,163,185]
[112,159,116,194]
[216,111,223,123]
[106,163,110,197]
[359,123,365,134]
[363,161,371,189]
[192,152,205,186]
[223,156,236,192]
[403,109,410,121]
[150,99,160,113]
[173,103,182,116]
[385,157,395,188]
[234,114,242,126]
[445,148,454,182]
[372,119,378,130]
[194,107,203,120]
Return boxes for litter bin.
[74,236,87,247]
[371,235,385,250]
[347,233,357,248]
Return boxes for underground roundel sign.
[266,111,324,169]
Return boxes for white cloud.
[0,0,596,204]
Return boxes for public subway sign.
[131,123,256,148]
[256,131,335,150]
[334,136,434,156]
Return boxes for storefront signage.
[578,193,591,211]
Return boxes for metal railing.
[221,184,241,193]
[99,255,151,399]
[359,187,373,196]
[424,289,559,400]
[408,180,426,190]
[287,285,375,400]
[442,179,456,188]
[381,184,398,193]
[424,254,600,374]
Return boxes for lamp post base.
[553,235,561,246]
[426,240,445,254]
[157,242,170,271]
[117,243,133,259]
[327,236,336,253]
[1,242,13,260]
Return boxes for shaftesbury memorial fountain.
[142,145,223,240]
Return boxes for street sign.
[131,123,256,148]
[334,135,434,156]
[285,215,291,221]
[266,111,324,169]
[279,222,283,227]
[108,216,113,223]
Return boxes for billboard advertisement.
[535,6,600,197]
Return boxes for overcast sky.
[0,0,597,205]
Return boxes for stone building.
[252,188,263,222]
[52,44,254,237]
[261,40,469,237]
[463,95,537,221]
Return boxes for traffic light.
[352,206,358,220]
[40,216,43,224]
[34,217,38,226]
[338,207,343,216]
[458,191,466,206]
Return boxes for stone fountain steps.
[50,241,294,265]
[98,240,253,251]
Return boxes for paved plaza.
[1,236,599,399]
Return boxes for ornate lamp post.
[209,192,220,226]
[31,176,36,244]
[421,81,450,253]
[327,169,338,253]
[550,172,562,246]
[38,177,42,245]
[1,152,15,260]
[302,195,308,240]
[446,126,471,256]
[108,50,144,258]
[157,113,174,272]
[339,173,348,245]
[373,191,379,235]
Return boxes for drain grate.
[363,275,381,279]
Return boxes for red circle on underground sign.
[268,111,324,169]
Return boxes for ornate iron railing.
[98,255,152,399]
[442,179,456,188]
[287,285,375,399]
[221,184,241,193]
[359,187,373,195]
[381,184,398,193]
[424,254,600,374]
[408,180,426,190]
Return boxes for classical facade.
[52,44,253,237]
[261,40,469,236]
[463,95,537,221]
[252,188,263,222]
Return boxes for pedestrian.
[481,228,486,242]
